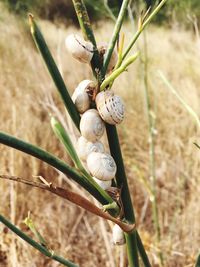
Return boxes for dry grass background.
[0,3,200,267]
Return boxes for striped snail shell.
[112,224,125,245]
[98,43,118,72]
[95,90,125,125]
[80,109,105,142]
[65,34,93,63]
[87,152,117,181]
[93,177,112,190]
[77,136,105,161]
[72,80,95,113]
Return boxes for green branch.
[0,131,112,205]
[28,14,80,130]
[100,52,139,90]
[0,214,78,267]
[158,70,200,130]
[106,125,139,267]
[122,0,167,61]
[101,0,130,77]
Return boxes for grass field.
[0,4,200,267]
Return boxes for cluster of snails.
[66,33,125,245]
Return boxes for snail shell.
[77,136,105,161]
[72,80,95,113]
[98,43,118,72]
[80,109,105,142]
[87,152,117,181]
[93,177,112,190]
[65,34,93,63]
[95,90,125,125]
[112,224,125,245]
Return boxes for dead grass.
[0,3,200,267]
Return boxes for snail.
[65,34,94,63]
[93,177,112,190]
[98,43,118,72]
[77,136,105,161]
[95,90,125,125]
[112,224,125,245]
[87,152,116,181]
[80,109,105,142]
[72,80,96,113]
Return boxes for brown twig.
[0,174,135,233]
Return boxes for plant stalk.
[28,14,80,130]
[100,52,139,91]
[102,0,130,77]
[122,0,167,61]
[106,125,140,267]
[71,0,151,266]
[0,131,114,206]
[142,31,163,265]
[0,214,78,267]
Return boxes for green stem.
[71,0,101,78]
[136,231,151,267]
[28,15,80,130]
[143,31,163,265]
[101,0,130,77]
[0,131,112,205]
[122,0,167,61]
[100,52,139,91]
[106,125,139,267]
[158,71,200,130]
[0,214,78,267]
[71,0,150,265]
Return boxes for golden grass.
[0,4,200,267]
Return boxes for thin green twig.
[100,52,139,90]
[143,32,163,265]
[101,0,130,77]
[0,214,78,267]
[122,0,167,61]
[158,70,200,130]
[0,131,113,205]
[28,14,80,130]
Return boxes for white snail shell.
[77,136,105,161]
[95,90,125,125]
[98,43,118,72]
[93,177,112,190]
[65,34,94,63]
[80,109,105,142]
[72,80,95,113]
[87,152,116,181]
[112,224,125,245]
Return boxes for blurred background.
[0,0,200,266]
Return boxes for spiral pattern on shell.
[80,109,105,142]
[87,152,117,181]
[95,90,125,125]
[65,34,93,63]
